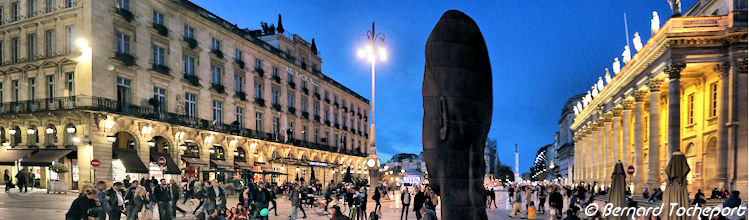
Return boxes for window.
[0,41,4,62]
[272,88,279,105]
[236,107,244,126]
[287,73,293,82]
[324,91,329,99]
[288,122,294,139]
[273,117,280,138]
[211,65,222,85]
[152,11,163,25]
[288,94,294,108]
[28,78,36,100]
[301,81,307,90]
[116,77,131,105]
[235,75,244,93]
[235,48,242,61]
[254,81,262,98]
[27,33,36,59]
[152,45,165,65]
[66,72,74,96]
[183,55,195,75]
[185,93,196,117]
[272,66,278,77]
[11,2,19,22]
[27,0,36,18]
[313,86,318,94]
[65,0,74,8]
[334,112,338,124]
[46,0,55,13]
[687,94,694,124]
[313,103,319,116]
[342,115,347,126]
[324,131,329,145]
[47,76,54,98]
[301,99,307,112]
[45,29,54,57]
[116,32,130,54]
[153,87,166,111]
[334,133,339,148]
[0,83,3,104]
[709,82,718,117]
[0,7,3,25]
[212,100,223,124]
[324,109,329,121]
[183,25,194,39]
[65,26,74,53]
[12,80,19,102]
[254,59,263,70]
[314,129,319,143]
[302,126,307,142]
[211,38,221,51]
[255,112,263,132]
[11,37,18,62]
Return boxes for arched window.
[10,126,21,146]
[26,125,39,146]
[44,125,57,147]
[210,145,225,159]
[233,147,246,162]
[149,136,170,154]
[113,132,136,150]
[63,124,77,146]
[0,127,6,144]
[181,141,200,158]
[684,143,695,156]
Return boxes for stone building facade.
[0,0,374,190]
[571,0,747,195]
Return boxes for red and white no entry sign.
[627,165,635,175]
[91,159,101,167]
[157,156,167,167]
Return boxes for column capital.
[736,58,747,73]
[621,99,635,110]
[647,79,664,92]
[665,62,686,79]
[713,62,730,78]
[634,90,649,102]
[603,112,613,122]
[612,106,623,117]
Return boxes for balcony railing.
[301,111,309,119]
[116,8,134,22]
[301,87,309,95]
[153,24,168,36]
[234,60,245,69]
[114,53,135,66]
[0,96,367,157]
[183,37,198,49]
[272,104,282,111]
[314,115,321,122]
[151,64,170,75]
[272,75,281,83]
[254,98,266,107]
[255,67,265,77]
[211,49,224,59]
[234,91,247,101]
[287,106,296,115]
[288,81,296,89]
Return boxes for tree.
[495,163,514,183]
[277,14,284,34]
[311,38,318,55]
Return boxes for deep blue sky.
[193,0,696,173]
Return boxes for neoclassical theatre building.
[0,0,376,190]
[571,1,747,195]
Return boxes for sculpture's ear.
[439,96,448,140]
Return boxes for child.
[527,201,537,220]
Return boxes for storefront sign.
[309,162,328,167]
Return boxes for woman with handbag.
[126,186,148,220]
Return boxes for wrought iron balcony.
[254,98,266,107]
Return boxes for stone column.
[633,90,648,193]
[714,62,730,189]
[647,79,663,190]
[621,100,634,168]
[597,119,606,184]
[587,127,593,182]
[591,125,598,183]
[604,114,613,185]
[666,63,686,159]
[612,107,622,164]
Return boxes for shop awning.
[234,161,253,170]
[211,159,233,170]
[149,152,181,175]
[0,149,35,166]
[113,148,149,174]
[181,157,208,167]
[21,149,74,166]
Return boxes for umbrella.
[608,161,627,220]
[661,152,690,220]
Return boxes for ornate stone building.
[571,0,747,195]
[0,0,374,190]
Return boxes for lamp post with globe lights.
[357,22,385,186]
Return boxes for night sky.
[192,0,697,173]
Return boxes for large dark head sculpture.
[423,10,492,220]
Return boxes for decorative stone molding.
[604,112,613,122]
[665,62,686,79]
[647,79,664,92]
[612,107,623,117]
[621,99,635,109]
[736,58,747,73]
[634,90,649,102]
[713,62,730,77]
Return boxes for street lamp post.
[358,22,386,186]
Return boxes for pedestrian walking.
[412,187,425,220]
[192,180,210,215]
[95,181,111,220]
[182,177,195,204]
[4,170,11,192]
[105,182,126,220]
[205,180,226,214]
[400,188,411,220]
[15,168,28,193]
[66,188,98,220]
[359,188,368,220]
[372,187,381,214]
[510,187,526,218]
[289,184,301,220]
[126,185,146,220]
[268,185,278,216]
[487,188,497,209]
[123,175,131,189]
[169,179,186,217]
[538,187,546,214]
[153,179,173,220]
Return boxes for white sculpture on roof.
[605,68,612,84]
[633,32,643,52]
[622,45,632,63]
[613,57,621,74]
[651,11,661,35]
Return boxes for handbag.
[138,202,153,220]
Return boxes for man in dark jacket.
[154,179,173,220]
[549,187,564,215]
[15,169,28,193]
[183,177,195,204]
[170,179,186,217]
[104,182,126,220]
[124,180,139,205]
[205,179,226,213]
[123,175,131,189]
[412,187,425,220]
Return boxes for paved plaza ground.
[0,187,550,220]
